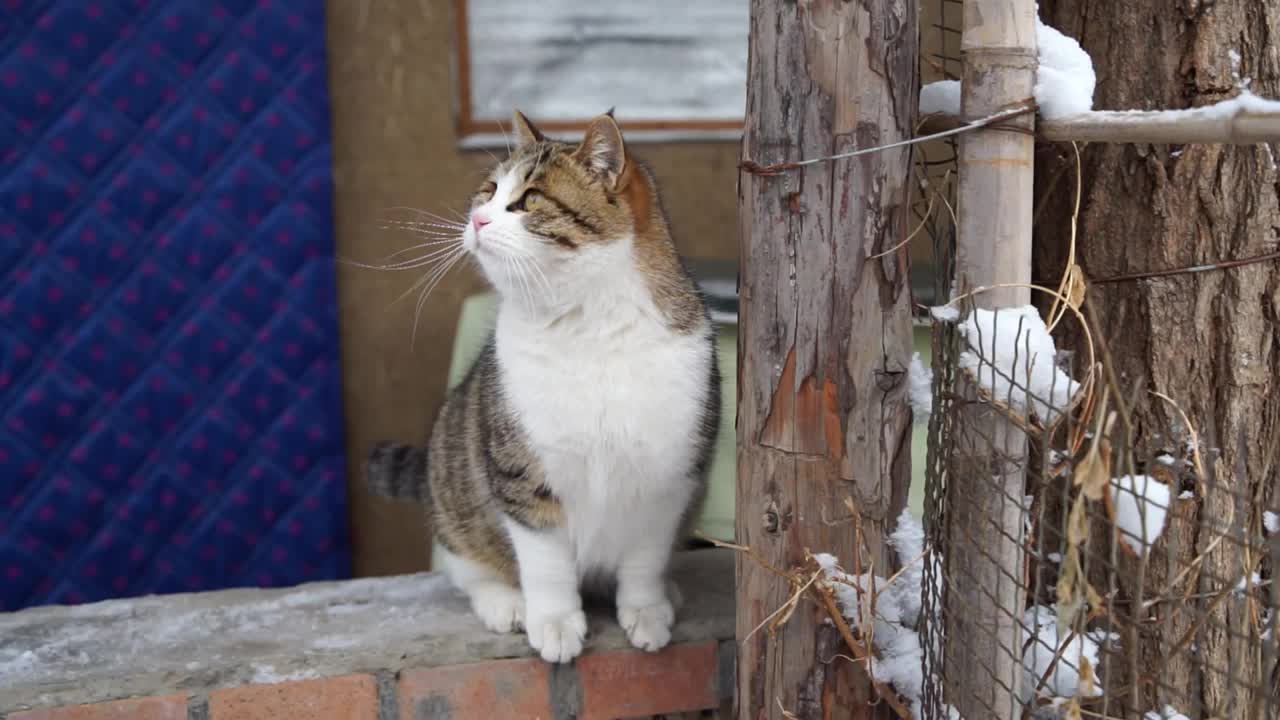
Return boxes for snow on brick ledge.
[0,549,734,719]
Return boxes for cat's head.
[463,110,663,302]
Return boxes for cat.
[366,110,721,664]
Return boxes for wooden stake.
[945,1,1037,718]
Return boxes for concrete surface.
[0,549,733,714]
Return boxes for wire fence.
[917,295,1280,719]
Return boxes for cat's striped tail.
[365,442,429,503]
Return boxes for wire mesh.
[913,3,1279,716]
[917,292,1280,720]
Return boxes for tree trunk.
[1034,1,1280,717]
[736,1,917,718]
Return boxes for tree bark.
[1034,1,1280,717]
[736,1,916,718]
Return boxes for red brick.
[399,657,554,720]
[9,694,187,720]
[208,674,376,720]
[576,641,720,719]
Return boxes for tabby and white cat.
[367,111,721,663]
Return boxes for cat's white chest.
[497,311,710,479]
[495,303,712,565]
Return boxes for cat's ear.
[511,110,544,148]
[574,113,626,188]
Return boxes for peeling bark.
[736,0,917,718]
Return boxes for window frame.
[452,0,745,146]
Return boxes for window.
[455,0,747,145]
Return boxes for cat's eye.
[477,181,497,199]
[507,189,539,213]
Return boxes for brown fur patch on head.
[469,113,657,250]
[474,112,710,333]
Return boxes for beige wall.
[325,0,741,577]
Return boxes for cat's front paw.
[470,583,525,634]
[526,608,588,663]
[618,600,674,652]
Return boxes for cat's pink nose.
[471,212,491,231]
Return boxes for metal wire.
[914,28,1279,704]
[918,272,1280,720]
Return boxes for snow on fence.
[919,293,1280,719]
[909,2,1280,719]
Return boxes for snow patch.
[1021,605,1102,705]
[917,19,1095,120]
[930,304,960,323]
[920,80,962,116]
[1093,89,1280,122]
[1233,572,1264,596]
[922,25,1280,130]
[888,510,926,628]
[816,511,930,712]
[1264,511,1279,535]
[908,353,933,422]
[1110,475,1171,554]
[1199,89,1280,118]
[957,306,1079,422]
[813,552,839,573]
[1144,705,1192,720]
[1033,17,1095,118]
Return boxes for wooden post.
[736,1,917,718]
[944,1,1037,718]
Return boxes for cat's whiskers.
[378,218,467,234]
[385,238,466,256]
[497,119,512,156]
[501,244,550,302]
[388,245,469,311]
[340,240,464,272]
[385,206,469,230]
[510,254,542,298]
[375,237,465,260]
[519,251,552,296]
[500,253,529,310]
[515,255,549,309]
[477,230,553,304]
[506,246,542,311]
[375,230,463,244]
[410,246,469,349]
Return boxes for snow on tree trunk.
[1035,1,1280,716]
[735,0,917,718]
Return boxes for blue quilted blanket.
[0,0,350,610]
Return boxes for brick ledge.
[0,549,733,716]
